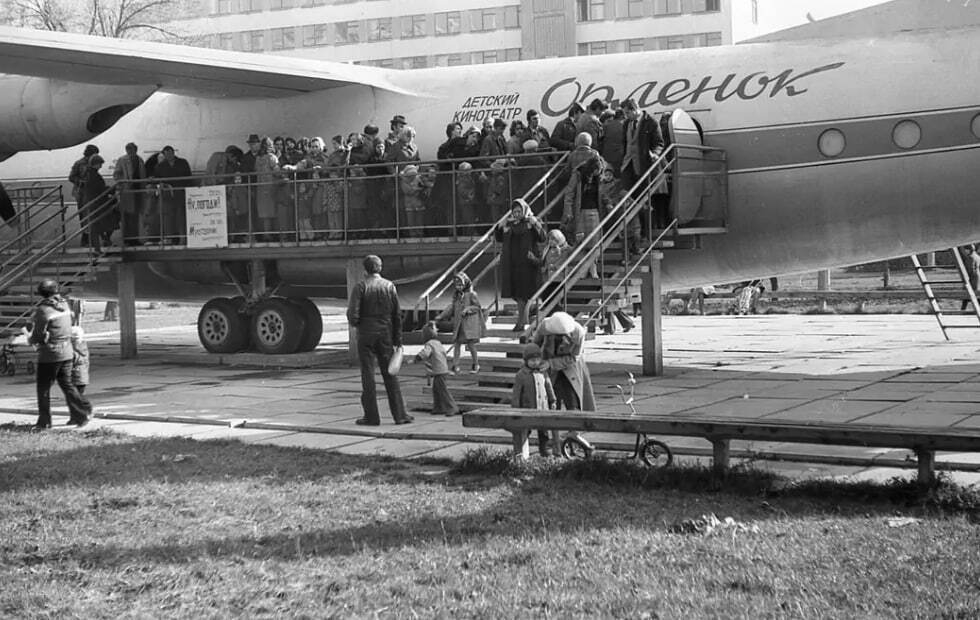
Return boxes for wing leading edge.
[0,26,417,99]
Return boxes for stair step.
[446,370,516,384]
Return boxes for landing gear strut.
[195,259,323,354]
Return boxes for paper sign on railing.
[186,186,228,248]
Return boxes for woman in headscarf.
[532,309,595,455]
[495,198,547,331]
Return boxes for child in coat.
[436,272,484,374]
[413,321,459,416]
[511,343,557,457]
[70,325,90,395]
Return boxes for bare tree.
[2,0,195,40]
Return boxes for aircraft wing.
[0,26,415,98]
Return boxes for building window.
[367,18,391,42]
[215,0,236,15]
[375,58,394,68]
[302,23,330,47]
[403,56,428,69]
[471,9,497,32]
[240,0,260,13]
[628,38,645,52]
[269,0,294,10]
[503,6,520,29]
[504,48,520,62]
[705,31,722,46]
[474,50,499,64]
[403,14,427,38]
[692,0,720,12]
[217,32,235,50]
[653,0,682,16]
[448,53,466,66]
[577,0,605,21]
[270,27,295,50]
[243,30,264,52]
[435,11,461,36]
[627,0,645,18]
[336,21,359,45]
[577,41,608,55]
[666,35,685,49]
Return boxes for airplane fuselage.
[2,29,979,297]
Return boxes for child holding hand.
[413,321,459,416]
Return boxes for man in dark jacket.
[621,98,666,234]
[152,145,193,244]
[30,279,92,429]
[346,255,413,426]
[549,103,584,151]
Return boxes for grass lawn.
[2,427,979,618]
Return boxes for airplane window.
[972,113,980,140]
[892,120,921,150]
[818,129,846,158]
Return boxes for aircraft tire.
[251,297,306,355]
[289,297,323,353]
[198,297,249,354]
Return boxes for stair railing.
[0,187,117,293]
[584,219,679,328]
[411,152,569,322]
[528,146,678,321]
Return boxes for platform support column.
[916,449,936,487]
[640,250,664,376]
[817,269,831,291]
[345,258,361,367]
[712,438,730,475]
[117,263,137,359]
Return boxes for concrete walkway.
[3,313,980,485]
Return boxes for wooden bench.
[462,408,980,485]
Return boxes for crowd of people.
[66,97,671,250]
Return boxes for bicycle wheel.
[640,439,673,468]
[561,436,594,460]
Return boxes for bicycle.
[560,372,673,468]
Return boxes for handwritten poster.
[185,186,228,248]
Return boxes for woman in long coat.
[82,155,117,250]
[533,310,596,454]
[254,136,281,238]
[495,198,546,331]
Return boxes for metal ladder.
[910,248,980,340]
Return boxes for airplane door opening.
[667,109,705,225]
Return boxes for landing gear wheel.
[561,436,595,460]
[640,439,673,468]
[251,297,306,354]
[198,297,249,353]
[289,297,323,353]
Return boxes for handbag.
[387,346,404,376]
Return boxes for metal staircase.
[1,186,120,339]
[415,142,729,411]
[911,248,980,340]
[408,152,571,329]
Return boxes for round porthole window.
[818,128,846,158]
[892,120,921,149]
[972,113,980,140]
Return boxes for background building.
[164,0,892,69]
